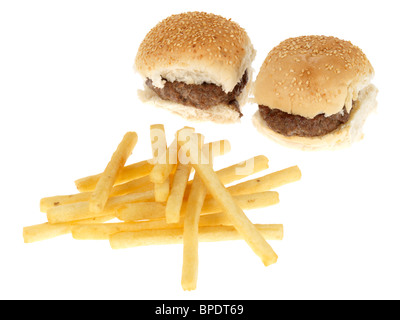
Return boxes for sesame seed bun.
[253,35,374,118]
[135,11,255,92]
[252,84,378,151]
[134,11,255,123]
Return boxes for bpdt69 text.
[199,305,244,315]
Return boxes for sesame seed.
[135,11,250,70]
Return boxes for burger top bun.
[134,11,255,93]
[253,35,374,118]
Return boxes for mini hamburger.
[252,35,378,150]
[134,11,255,123]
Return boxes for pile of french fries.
[23,125,301,291]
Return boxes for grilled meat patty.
[145,71,248,116]
[258,103,354,137]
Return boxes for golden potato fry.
[109,224,284,249]
[182,142,214,291]
[40,175,153,213]
[181,173,208,291]
[216,155,269,185]
[116,202,166,222]
[227,166,302,195]
[165,162,192,224]
[23,215,114,243]
[154,175,171,202]
[71,212,231,240]
[200,191,279,214]
[75,159,153,192]
[90,132,138,214]
[40,192,91,213]
[23,223,71,243]
[47,191,154,224]
[110,175,153,196]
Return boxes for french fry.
[116,191,279,222]
[89,132,138,214]
[165,162,192,224]
[109,224,284,249]
[24,223,71,243]
[178,133,278,267]
[116,202,166,222]
[227,166,302,195]
[23,215,114,243]
[216,155,269,185]
[151,125,172,202]
[40,192,92,213]
[200,191,279,215]
[47,191,154,224]
[181,173,208,291]
[71,212,231,240]
[40,175,154,213]
[181,141,214,291]
[75,159,153,192]
[110,175,153,196]
[154,176,171,202]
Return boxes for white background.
[1,0,399,300]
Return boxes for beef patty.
[145,71,248,116]
[259,103,354,137]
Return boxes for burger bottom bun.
[252,84,378,151]
[137,71,253,124]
